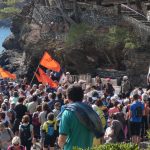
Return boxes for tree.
[0,0,22,19]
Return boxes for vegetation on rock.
[0,0,22,19]
[64,23,139,73]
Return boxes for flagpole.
[30,63,40,85]
[30,51,46,85]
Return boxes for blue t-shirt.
[130,101,144,122]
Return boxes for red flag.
[40,52,60,72]
[34,72,42,82]
[38,68,58,88]
[0,67,16,80]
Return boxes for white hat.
[66,72,70,75]
[124,98,129,104]
[123,76,128,80]
[4,99,8,103]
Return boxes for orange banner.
[40,52,60,72]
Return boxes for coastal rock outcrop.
[1,0,150,86]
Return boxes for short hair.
[42,102,49,111]
[12,136,21,145]
[133,94,139,100]
[47,113,54,121]
[18,96,25,103]
[36,105,42,112]
[22,115,30,123]
[32,94,37,102]
[51,93,56,99]
[54,102,61,107]
[0,112,5,119]
[0,122,5,129]
[67,84,83,102]
[95,99,103,107]
[13,91,19,97]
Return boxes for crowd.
[0,72,149,150]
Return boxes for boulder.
[2,34,20,50]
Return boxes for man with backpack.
[129,94,144,144]
[42,113,57,150]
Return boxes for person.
[104,114,124,143]
[32,105,41,140]
[104,78,114,96]
[7,136,25,150]
[19,115,34,150]
[108,100,120,117]
[58,84,104,150]
[0,122,14,150]
[13,97,27,134]
[121,76,132,98]
[42,113,57,150]
[129,94,144,144]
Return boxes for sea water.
[0,27,11,52]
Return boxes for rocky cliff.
[1,0,150,86]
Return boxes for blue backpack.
[46,122,54,136]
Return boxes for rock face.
[2,34,20,50]
[1,0,150,86]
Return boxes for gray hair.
[12,136,21,145]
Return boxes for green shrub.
[73,143,138,150]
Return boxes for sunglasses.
[14,143,19,146]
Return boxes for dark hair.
[57,93,62,99]
[133,94,139,100]
[95,99,103,107]
[32,95,37,102]
[36,105,42,112]
[13,91,19,97]
[67,84,83,102]
[114,101,118,107]
[18,97,24,103]
[0,112,5,119]
[42,103,50,111]
[51,93,56,100]
[44,96,49,102]
[47,113,54,121]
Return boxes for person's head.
[47,112,54,121]
[36,105,42,112]
[114,101,118,107]
[0,112,5,120]
[32,94,38,102]
[51,93,56,100]
[32,84,37,90]
[22,115,30,123]
[133,94,139,101]
[67,84,83,102]
[124,98,129,105]
[13,91,19,97]
[111,96,116,104]
[18,96,25,103]
[123,76,128,81]
[95,99,103,107]
[10,102,16,109]
[54,102,61,110]
[142,93,148,102]
[57,93,62,99]
[39,84,44,90]
[42,102,49,111]
[0,122,5,131]
[12,136,21,147]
